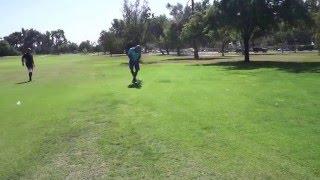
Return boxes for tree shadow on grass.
[165,56,232,62]
[120,57,233,66]
[193,61,320,74]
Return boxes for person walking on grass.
[127,45,142,83]
[21,48,35,82]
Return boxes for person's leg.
[134,62,140,81]
[134,70,139,81]
[131,69,136,83]
[28,67,33,82]
[129,60,136,83]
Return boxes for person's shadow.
[128,80,143,89]
[16,81,30,85]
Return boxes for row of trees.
[99,0,319,62]
[1,0,319,62]
[0,29,101,56]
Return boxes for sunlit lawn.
[0,52,319,179]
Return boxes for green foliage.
[0,40,19,56]
[312,12,320,53]
[166,3,192,55]
[99,31,125,55]
[122,0,152,45]
[98,0,153,54]
[181,12,207,47]
[216,0,311,62]
[79,40,94,54]
[4,29,80,54]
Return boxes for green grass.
[0,53,319,179]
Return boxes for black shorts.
[129,60,140,71]
[26,64,33,71]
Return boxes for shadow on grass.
[120,57,232,66]
[165,56,232,61]
[128,80,143,89]
[193,61,320,73]
[16,81,30,85]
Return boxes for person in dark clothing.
[21,48,35,82]
[127,45,142,83]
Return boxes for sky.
[0,0,201,44]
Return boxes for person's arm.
[128,49,134,60]
[137,53,141,62]
[31,55,35,68]
[21,55,25,66]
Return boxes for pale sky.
[0,0,202,44]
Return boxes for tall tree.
[122,0,152,47]
[314,12,320,54]
[4,32,23,51]
[148,15,170,55]
[206,4,236,57]
[79,40,93,53]
[98,31,124,55]
[51,29,67,54]
[217,0,311,62]
[0,40,19,56]
[37,31,53,54]
[181,11,208,58]
[166,3,192,56]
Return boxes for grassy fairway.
[0,53,319,179]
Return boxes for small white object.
[17,101,21,106]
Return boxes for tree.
[306,0,320,54]
[122,0,152,46]
[0,40,19,57]
[314,12,320,54]
[166,3,192,56]
[181,12,207,58]
[3,28,77,54]
[65,42,79,54]
[37,31,53,54]
[5,29,42,52]
[217,0,311,62]
[99,30,125,55]
[4,32,23,51]
[148,15,170,55]
[182,0,210,59]
[214,28,235,56]
[206,3,237,56]
[51,29,67,54]
[79,40,94,53]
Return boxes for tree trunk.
[243,35,250,62]
[144,45,148,53]
[159,48,165,55]
[177,47,181,56]
[193,41,199,59]
[166,48,170,55]
[221,42,225,57]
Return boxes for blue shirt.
[128,47,140,62]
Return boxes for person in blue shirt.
[127,45,142,83]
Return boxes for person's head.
[26,48,32,54]
[135,45,142,54]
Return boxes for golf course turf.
[0,53,319,179]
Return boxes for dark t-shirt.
[22,53,34,67]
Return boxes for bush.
[0,40,19,57]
